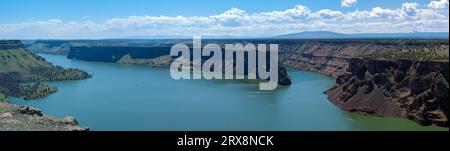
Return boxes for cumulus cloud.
[341,0,357,7]
[401,2,419,16]
[427,0,449,9]
[0,2,448,39]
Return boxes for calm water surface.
[9,54,446,131]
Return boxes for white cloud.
[402,2,418,13]
[401,2,419,17]
[341,0,357,7]
[427,0,449,9]
[314,9,344,18]
[0,2,448,39]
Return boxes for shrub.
[0,93,6,102]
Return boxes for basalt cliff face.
[326,58,449,127]
[280,40,397,78]
[68,46,171,62]
[0,40,23,50]
[68,46,292,86]
[281,40,449,79]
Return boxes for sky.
[0,0,449,39]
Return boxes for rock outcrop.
[0,102,88,131]
[281,39,448,78]
[17,106,44,116]
[117,54,172,68]
[278,66,292,86]
[326,58,449,127]
[21,82,58,100]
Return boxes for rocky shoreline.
[21,82,58,100]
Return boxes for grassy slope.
[1,47,90,97]
[0,48,53,75]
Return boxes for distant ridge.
[275,31,449,39]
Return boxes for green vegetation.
[21,83,57,100]
[363,42,449,61]
[1,40,91,98]
[366,51,449,61]
[0,48,91,81]
[0,93,6,102]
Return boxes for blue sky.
[0,0,436,22]
[0,0,448,39]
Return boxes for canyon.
[19,39,450,127]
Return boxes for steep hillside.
[327,58,449,127]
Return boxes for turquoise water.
[9,54,446,131]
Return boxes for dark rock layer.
[0,40,23,50]
[68,46,292,86]
[68,46,171,62]
[326,58,449,127]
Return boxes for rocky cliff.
[0,40,23,50]
[116,54,173,68]
[281,40,396,78]
[68,46,171,62]
[21,82,58,100]
[326,58,449,127]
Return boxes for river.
[9,54,446,131]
